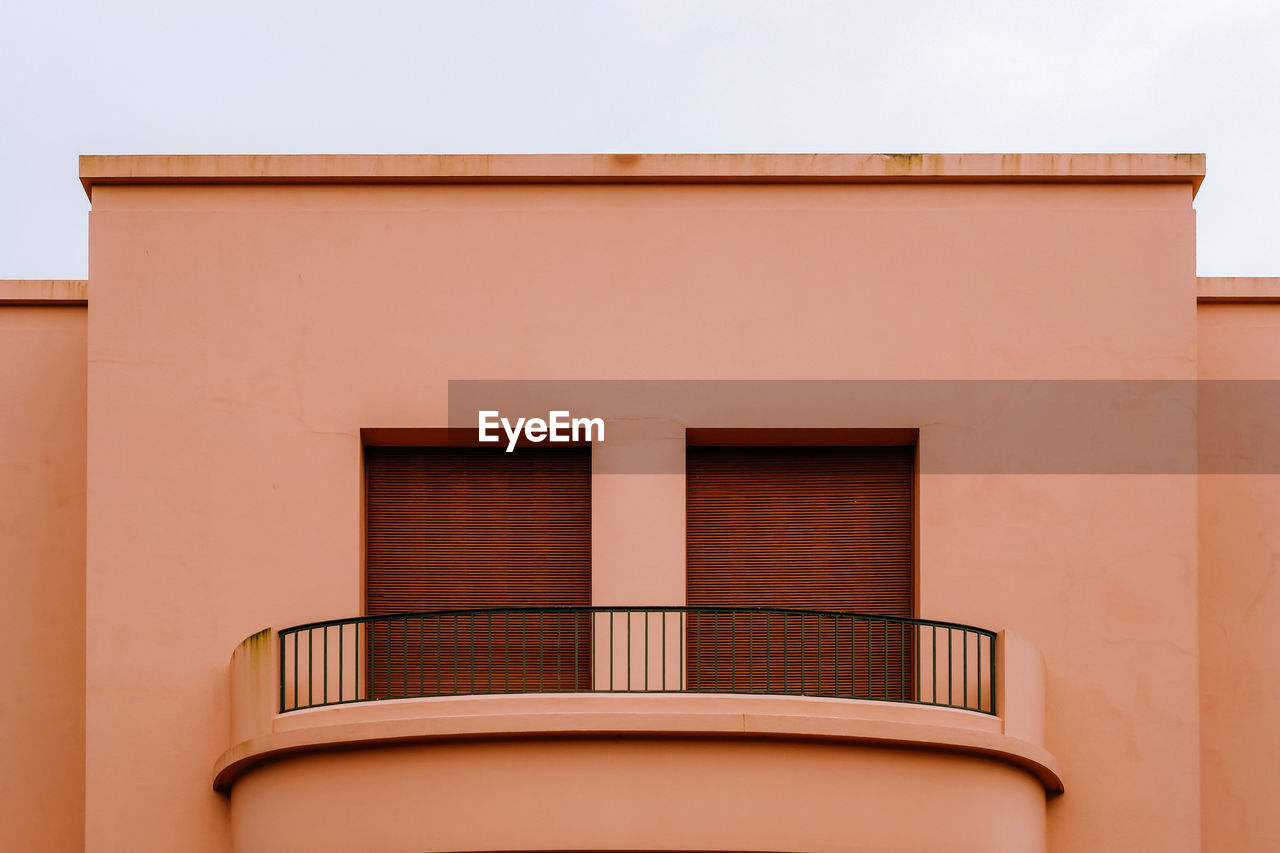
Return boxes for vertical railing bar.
[695,612,702,692]
[858,615,864,699]
[880,620,886,701]
[964,630,970,710]
[752,612,762,691]
[864,616,870,699]
[913,622,919,703]
[899,621,904,701]
[844,614,855,696]
[644,610,649,691]
[681,611,686,691]
[782,612,788,695]
[712,611,717,692]
[818,615,823,696]
[732,612,742,691]
[931,622,942,701]
[307,628,314,708]
[947,626,953,707]
[799,615,805,696]
[679,611,685,692]
[298,629,303,710]
[827,615,832,696]
[279,631,286,712]
[983,630,993,712]
[977,630,988,712]
[990,632,997,714]
[856,615,861,699]
[323,626,328,705]
[867,617,874,699]
[662,611,667,691]
[762,612,769,694]
[732,607,742,686]
[487,612,493,695]
[626,610,631,692]
[978,631,985,713]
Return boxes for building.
[2,153,1278,852]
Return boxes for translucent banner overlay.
[442,380,1280,474]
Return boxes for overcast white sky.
[1,0,1276,279]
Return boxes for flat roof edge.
[0,280,88,306]
[1197,277,1280,303]
[78,153,1206,199]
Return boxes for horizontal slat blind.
[686,446,914,698]
[364,446,591,696]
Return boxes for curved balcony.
[216,609,1060,853]
[276,606,997,714]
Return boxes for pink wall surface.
[232,738,1047,853]
[0,298,86,853]
[83,170,1200,852]
[1198,299,1280,851]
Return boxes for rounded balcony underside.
[219,693,1060,853]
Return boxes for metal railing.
[279,607,996,715]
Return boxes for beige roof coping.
[1197,277,1280,303]
[79,153,1206,199]
[0,280,87,306]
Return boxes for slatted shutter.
[364,446,591,697]
[686,446,914,699]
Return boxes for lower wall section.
[0,303,86,853]
[230,736,1046,853]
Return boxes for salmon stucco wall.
[85,177,1198,852]
[231,738,1048,853]
[0,296,87,853]
[1198,298,1280,851]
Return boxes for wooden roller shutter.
[686,446,914,699]
[364,446,591,697]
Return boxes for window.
[364,445,591,695]
[686,445,915,698]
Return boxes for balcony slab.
[213,691,1062,794]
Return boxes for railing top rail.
[280,606,995,638]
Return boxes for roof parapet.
[1197,277,1280,303]
[0,280,87,306]
[78,153,1206,199]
